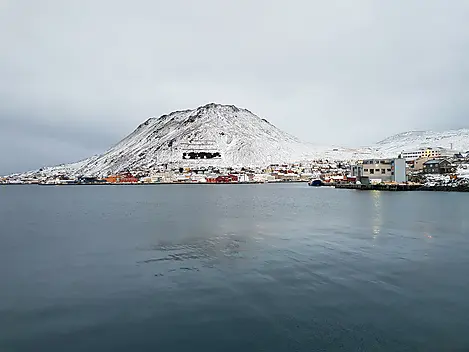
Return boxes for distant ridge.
[373,128,469,156]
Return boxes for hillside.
[34,103,353,177]
[373,129,469,156]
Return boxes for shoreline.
[3,181,469,192]
[1,180,307,186]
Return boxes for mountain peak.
[53,103,311,176]
[198,102,239,109]
[194,103,243,115]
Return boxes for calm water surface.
[1,184,469,351]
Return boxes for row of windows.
[403,151,440,156]
[364,168,392,174]
[362,160,392,165]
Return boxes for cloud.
[1,0,469,173]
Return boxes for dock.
[334,183,422,191]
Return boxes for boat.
[308,179,324,187]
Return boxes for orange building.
[105,175,119,183]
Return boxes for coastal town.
[1,159,350,185]
[2,147,469,191]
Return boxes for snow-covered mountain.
[33,103,354,177]
[372,129,469,156]
[9,104,469,178]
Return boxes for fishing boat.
[308,179,324,187]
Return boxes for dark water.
[1,184,469,351]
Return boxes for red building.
[228,174,238,182]
[120,176,138,183]
[215,175,238,183]
[119,172,139,183]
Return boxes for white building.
[401,147,454,161]
[351,158,407,183]
[393,158,406,183]
[236,174,250,183]
[190,174,207,183]
[253,174,276,182]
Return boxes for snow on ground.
[423,174,452,187]
[373,129,469,157]
[457,164,469,179]
[423,166,469,187]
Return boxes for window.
[370,169,375,174]
[364,169,368,172]
[381,169,386,174]
[375,169,380,172]
[387,168,391,172]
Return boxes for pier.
[334,183,422,191]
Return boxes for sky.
[1,0,469,174]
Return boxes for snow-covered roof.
[424,159,447,165]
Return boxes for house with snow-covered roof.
[423,159,455,175]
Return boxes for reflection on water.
[372,191,382,239]
[139,233,249,272]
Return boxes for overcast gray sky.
[1,0,469,174]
